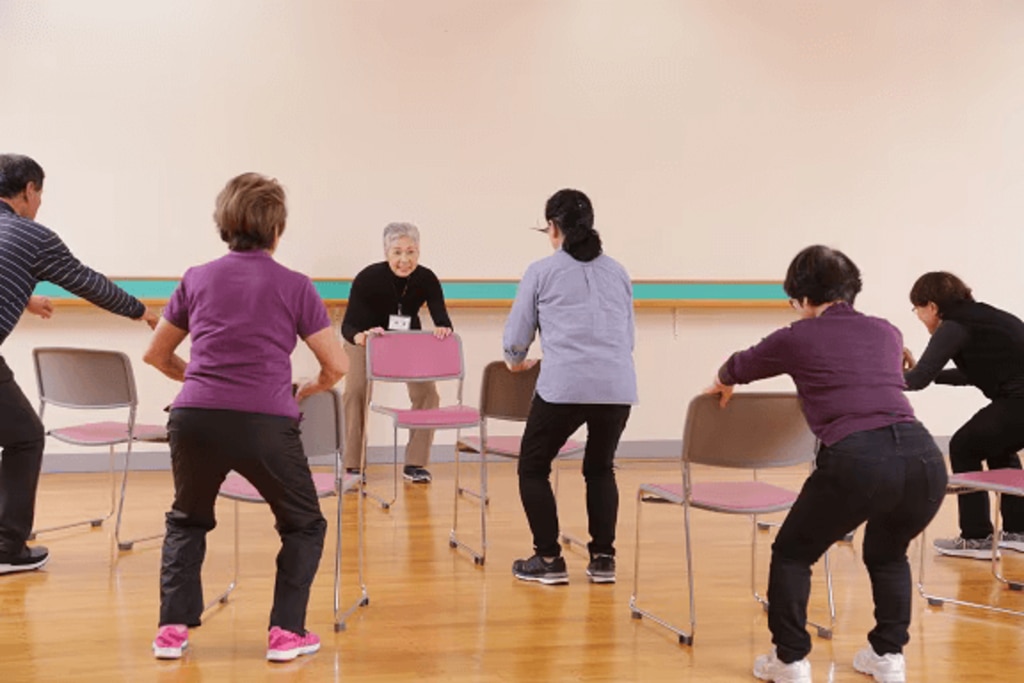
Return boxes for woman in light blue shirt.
[503,188,637,586]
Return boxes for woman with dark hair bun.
[503,188,637,587]
[904,271,1024,559]
[707,245,945,683]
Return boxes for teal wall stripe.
[34,279,786,302]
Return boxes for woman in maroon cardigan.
[707,245,946,683]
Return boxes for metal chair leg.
[335,430,373,632]
[556,459,587,550]
[629,489,695,645]
[203,499,239,616]
[918,494,1024,616]
[450,429,486,565]
[335,474,368,631]
[750,515,834,639]
[30,444,117,539]
[456,429,491,505]
[361,424,399,510]
[115,439,164,551]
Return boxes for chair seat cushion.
[640,481,797,514]
[457,435,584,458]
[218,472,338,502]
[48,421,167,446]
[949,469,1024,496]
[372,405,480,429]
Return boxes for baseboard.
[40,435,953,474]
[40,439,685,474]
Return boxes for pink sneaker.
[267,625,321,662]
[152,624,188,659]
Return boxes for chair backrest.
[681,392,816,469]
[298,387,344,459]
[33,347,137,410]
[478,360,540,421]
[366,331,465,382]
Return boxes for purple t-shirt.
[719,302,916,446]
[163,250,331,419]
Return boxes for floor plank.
[3,460,1022,682]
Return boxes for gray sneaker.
[933,534,995,559]
[999,531,1024,553]
[512,554,569,585]
[403,466,432,483]
[586,554,616,584]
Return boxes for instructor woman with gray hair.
[341,222,453,484]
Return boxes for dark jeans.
[949,399,1024,539]
[768,422,946,663]
[0,356,46,558]
[159,408,326,634]
[517,394,631,559]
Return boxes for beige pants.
[342,341,439,469]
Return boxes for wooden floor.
[3,460,1023,682]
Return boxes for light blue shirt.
[503,249,638,405]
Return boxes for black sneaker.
[403,466,432,483]
[586,554,616,584]
[0,545,49,575]
[512,554,569,585]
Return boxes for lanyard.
[393,278,410,316]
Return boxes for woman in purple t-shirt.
[142,173,347,663]
[707,246,946,683]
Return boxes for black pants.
[949,399,1024,539]
[769,422,946,663]
[0,356,46,558]
[159,408,326,634]
[517,394,631,559]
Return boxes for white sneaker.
[853,645,905,683]
[999,531,1024,553]
[341,472,363,494]
[753,649,812,683]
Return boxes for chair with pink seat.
[362,331,480,512]
[629,392,835,646]
[31,347,167,549]
[453,360,584,565]
[917,468,1024,617]
[203,387,355,631]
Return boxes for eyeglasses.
[529,220,550,234]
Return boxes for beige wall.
[3,1,1024,451]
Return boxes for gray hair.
[382,222,420,250]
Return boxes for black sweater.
[904,300,1024,399]
[340,262,452,344]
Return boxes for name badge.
[388,314,412,331]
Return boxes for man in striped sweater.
[0,153,158,575]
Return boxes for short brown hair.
[909,271,974,315]
[214,173,287,251]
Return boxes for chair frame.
[362,331,480,511]
[202,388,366,632]
[629,392,835,646]
[30,347,166,550]
[452,360,584,565]
[917,471,1024,618]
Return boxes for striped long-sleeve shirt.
[0,201,145,345]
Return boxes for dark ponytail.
[545,188,602,262]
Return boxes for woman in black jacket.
[904,271,1024,558]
